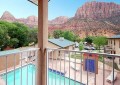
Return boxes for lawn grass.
[70,54,83,59]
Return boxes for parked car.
[84,46,95,50]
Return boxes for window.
[59,51,60,56]
[114,39,115,46]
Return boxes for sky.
[0,0,120,20]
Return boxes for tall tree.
[13,22,29,47]
[84,36,93,45]
[93,36,107,51]
[53,30,63,38]
[63,30,75,41]
[28,28,38,44]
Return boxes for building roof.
[48,38,75,48]
[108,34,120,39]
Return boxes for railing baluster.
[103,56,105,85]
[94,54,96,85]
[60,51,61,85]
[47,49,49,85]
[69,51,70,85]
[87,54,89,85]
[55,50,57,85]
[35,50,37,85]
[112,56,115,85]
[52,50,53,85]
[80,53,82,83]
[32,51,33,85]
[27,52,28,85]
[64,51,65,85]
[6,56,7,85]
[74,52,76,85]
[20,53,22,85]
[14,54,16,85]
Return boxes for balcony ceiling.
[28,0,38,5]
[28,0,50,5]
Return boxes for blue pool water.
[2,64,84,85]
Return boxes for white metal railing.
[46,48,120,85]
[0,47,120,85]
[0,48,39,85]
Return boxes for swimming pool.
[2,64,84,85]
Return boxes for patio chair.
[106,71,117,83]
[70,63,80,71]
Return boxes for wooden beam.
[37,0,48,85]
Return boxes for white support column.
[37,0,48,85]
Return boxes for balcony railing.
[46,48,120,85]
[0,47,120,85]
[0,48,39,85]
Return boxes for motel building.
[107,34,120,69]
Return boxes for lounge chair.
[106,71,117,83]
[70,63,80,71]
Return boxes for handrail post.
[37,0,48,85]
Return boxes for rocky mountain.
[49,1,120,38]
[1,2,120,38]
[49,16,69,24]
[75,1,120,19]
[1,11,16,22]
[26,16,38,27]
[0,11,38,28]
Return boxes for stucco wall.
[64,45,75,56]
[48,42,60,49]
[48,42,60,59]
[0,54,20,71]
[48,42,75,59]
[108,39,120,69]
[108,39,120,54]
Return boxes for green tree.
[9,38,19,48]
[53,30,63,38]
[79,42,84,51]
[53,30,81,42]
[0,28,8,50]
[28,28,38,44]
[73,35,81,42]
[0,21,37,50]
[84,36,93,45]
[63,30,75,41]
[13,22,30,47]
[93,36,107,51]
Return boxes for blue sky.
[0,0,38,18]
[0,0,120,20]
